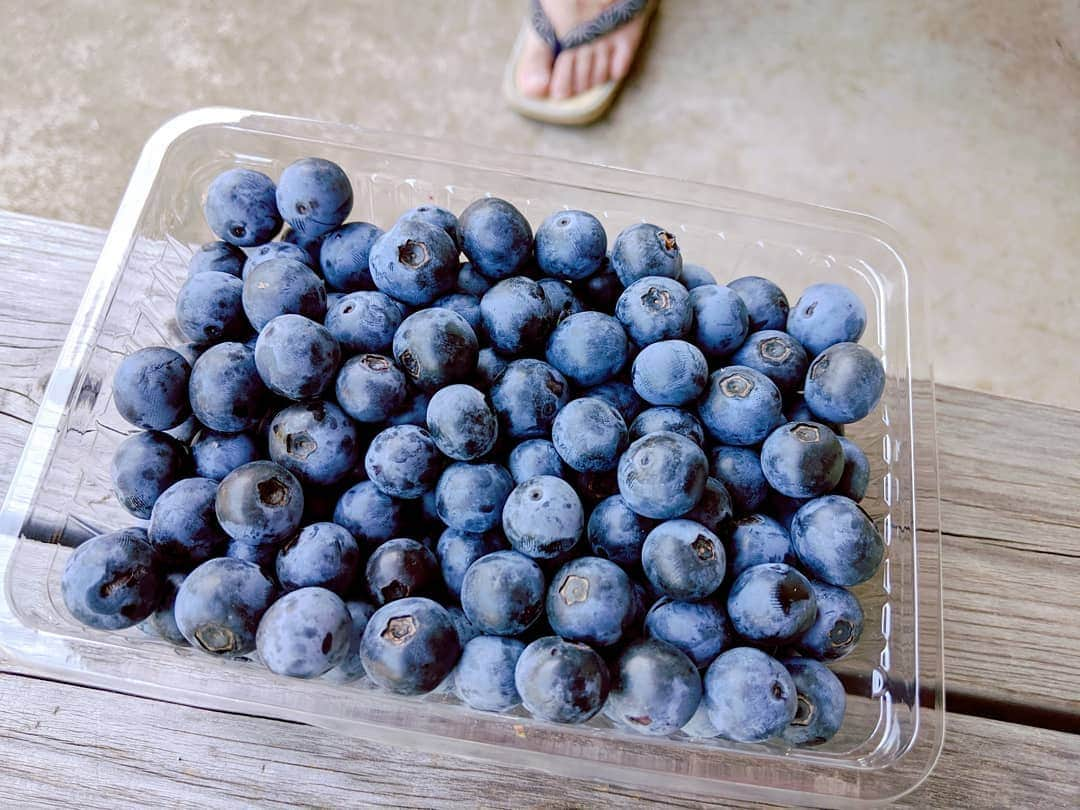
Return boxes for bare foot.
[516,0,649,100]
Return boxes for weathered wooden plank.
[0,673,1075,809]
[0,212,1077,719]
[929,387,1080,719]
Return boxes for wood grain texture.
[0,672,1076,810]
[931,386,1080,718]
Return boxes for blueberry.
[141,571,188,645]
[188,342,268,433]
[629,406,704,446]
[188,241,245,278]
[253,314,340,400]
[242,242,313,279]
[586,495,654,567]
[426,384,498,460]
[243,258,327,332]
[458,197,532,280]
[605,638,702,735]
[400,204,460,248]
[508,439,566,483]
[707,447,766,514]
[459,550,544,636]
[796,580,864,661]
[113,346,191,430]
[704,647,797,742]
[728,275,789,332]
[326,599,377,681]
[281,226,327,266]
[457,261,493,297]
[384,388,432,428]
[225,537,278,578]
[268,400,359,486]
[681,701,721,738]
[546,556,635,646]
[333,480,406,551]
[274,522,358,595]
[727,562,816,644]
[610,223,682,286]
[434,292,483,335]
[645,597,731,669]
[551,397,627,473]
[454,635,526,712]
[480,277,555,355]
[175,271,247,344]
[641,519,725,600]
[325,291,402,354]
[617,432,707,520]
[545,311,628,387]
[534,209,606,281]
[448,605,481,646]
[616,276,693,346]
[514,636,610,723]
[631,340,708,407]
[256,586,351,678]
[364,538,440,605]
[215,460,305,546]
[784,394,844,436]
[392,308,479,390]
[729,513,794,576]
[276,157,352,239]
[364,425,443,499]
[490,359,570,439]
[787,283,866,356]
[435,462,514,532]
[204,168,281,247]
[165,415,200,446]
[570,468,618,506]
[679,263,716,290]
[681,477,734,535]
[335,353,408,422]
[689,285,750,359]
[318,221,383,291]
[537,278,582,323]
[173,342,203,366]
[61,528,162,630]
[577,264,623,312]
[111,431,189,518]
[582,379,644,424]
[191,429,260,481]
[148,478,228,567]
[803,342,885,424]
[790,495,883,586]
[502,476,584,559]
[370,219,458,305]
[475,347,509,390]
[834,436,870,501]
[175,557,276,656]
[698,365,783,446]
[769,490,811,531]
[731,330,808,395]
[760,421,844,498]
[436,528,507,599]
[360,596,461,694]
[781,657,847,746]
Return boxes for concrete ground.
[1,0,1077,407]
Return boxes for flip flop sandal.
[503,0,658,126]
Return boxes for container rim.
[0,106,946,808]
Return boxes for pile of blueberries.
[61,156,887,747]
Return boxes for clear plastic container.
[0,108,944,807]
